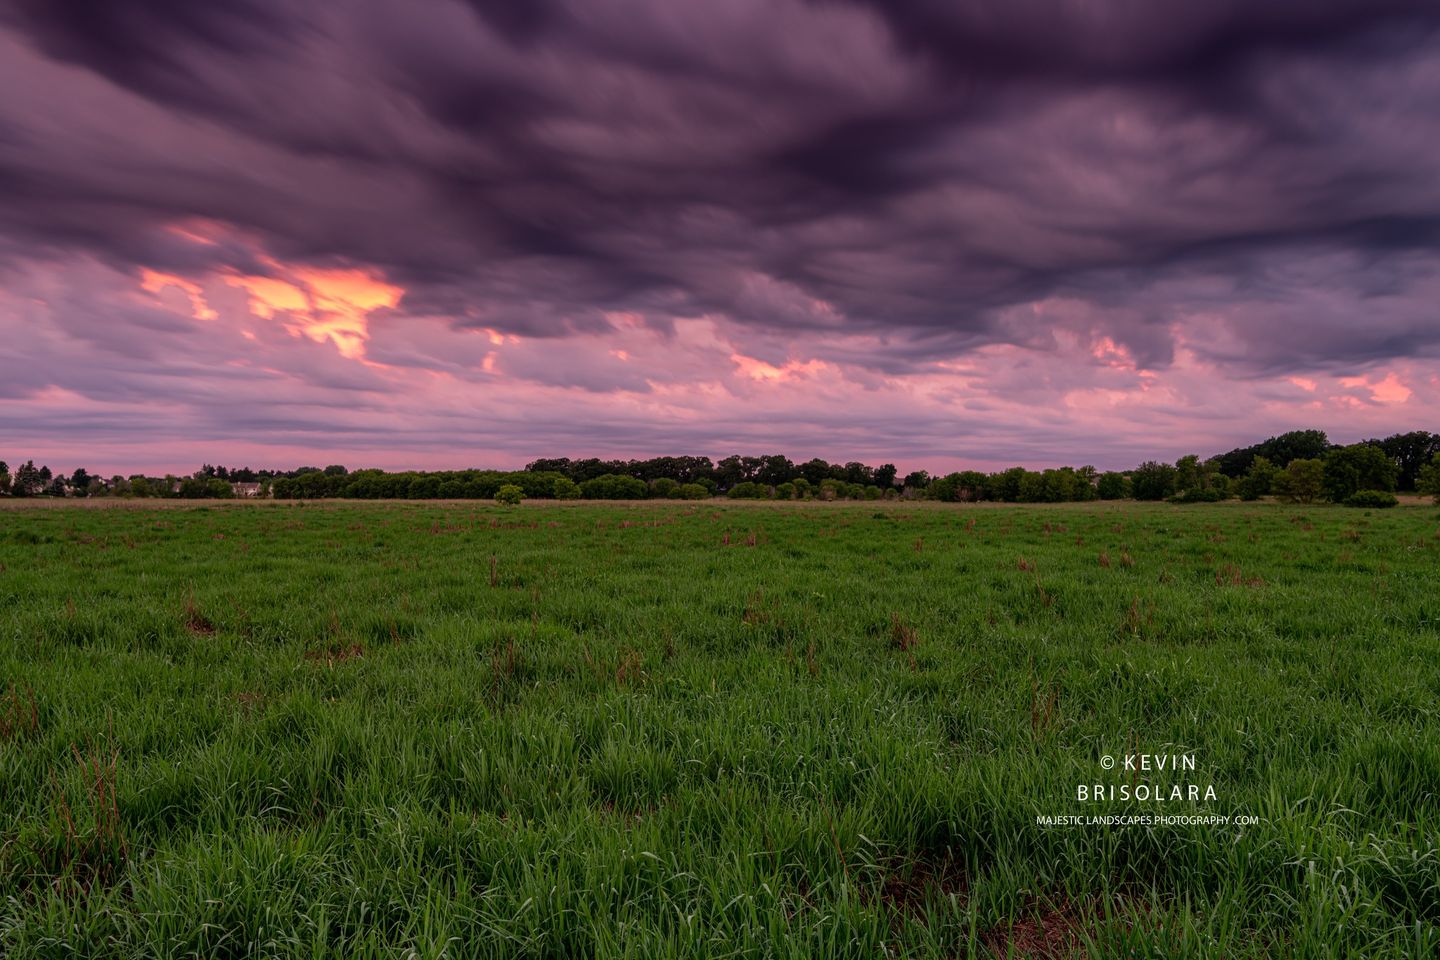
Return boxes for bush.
[677,483,710,500]
[495,484,524,506]
[649,478,679,499]
[1343,489,1398,509]
[580,474,648,500]
[774,482,796,500]
[553,477,581,500]
[727,481,768,499]
[1169,487,1226,504]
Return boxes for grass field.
[2,499,1438,958]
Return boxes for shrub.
[553,477,582,500]
[727,481,768,499]
[649,477,679,499]
[495,484,524,506]
[1169,487,1226,503]
[774,482,796,500]
[1343,489,1398,509]
[677,483,710,500]
[580,474,648,500]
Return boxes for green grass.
[1,499,1438,958]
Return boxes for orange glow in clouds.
[228,261,402,359]
[139,269,218,320]
[142,222,404,360]
[730,352,827,382]
[1338,371,1412,405]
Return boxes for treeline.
[0,461,313,499]
[277,430,1440,504]
[4,429,1439,504]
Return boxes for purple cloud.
[1,1,1437,472]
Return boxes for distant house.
[232,482,263,498]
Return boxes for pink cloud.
[1,236,1436,478]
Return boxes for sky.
[2,0,1439,477]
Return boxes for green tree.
[953,471,988,502]
[1017,471,1046,503]
[495,484,524,506]
[649,477,679,499]
[1373,431,1438,490]
[1175,455,1203,491]
[902,470,930,492]
[1322,444,1398,503]
[1417,453,1440,505]
[799,458,832,487]
[1237,456,1276,501]
[926,473,958,502]
[1096,472,1128,500]
[1130,462,1177,501]
[989,467,1027,502]
[677,483,710,500]
[13,460,43,497]
[1273,458,1324,503]
[754,455,795,487]
[553,477,582,500]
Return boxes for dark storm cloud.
[3,0,1440,375]
[827,0,1440,79]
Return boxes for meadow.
[1,498,1437,958]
